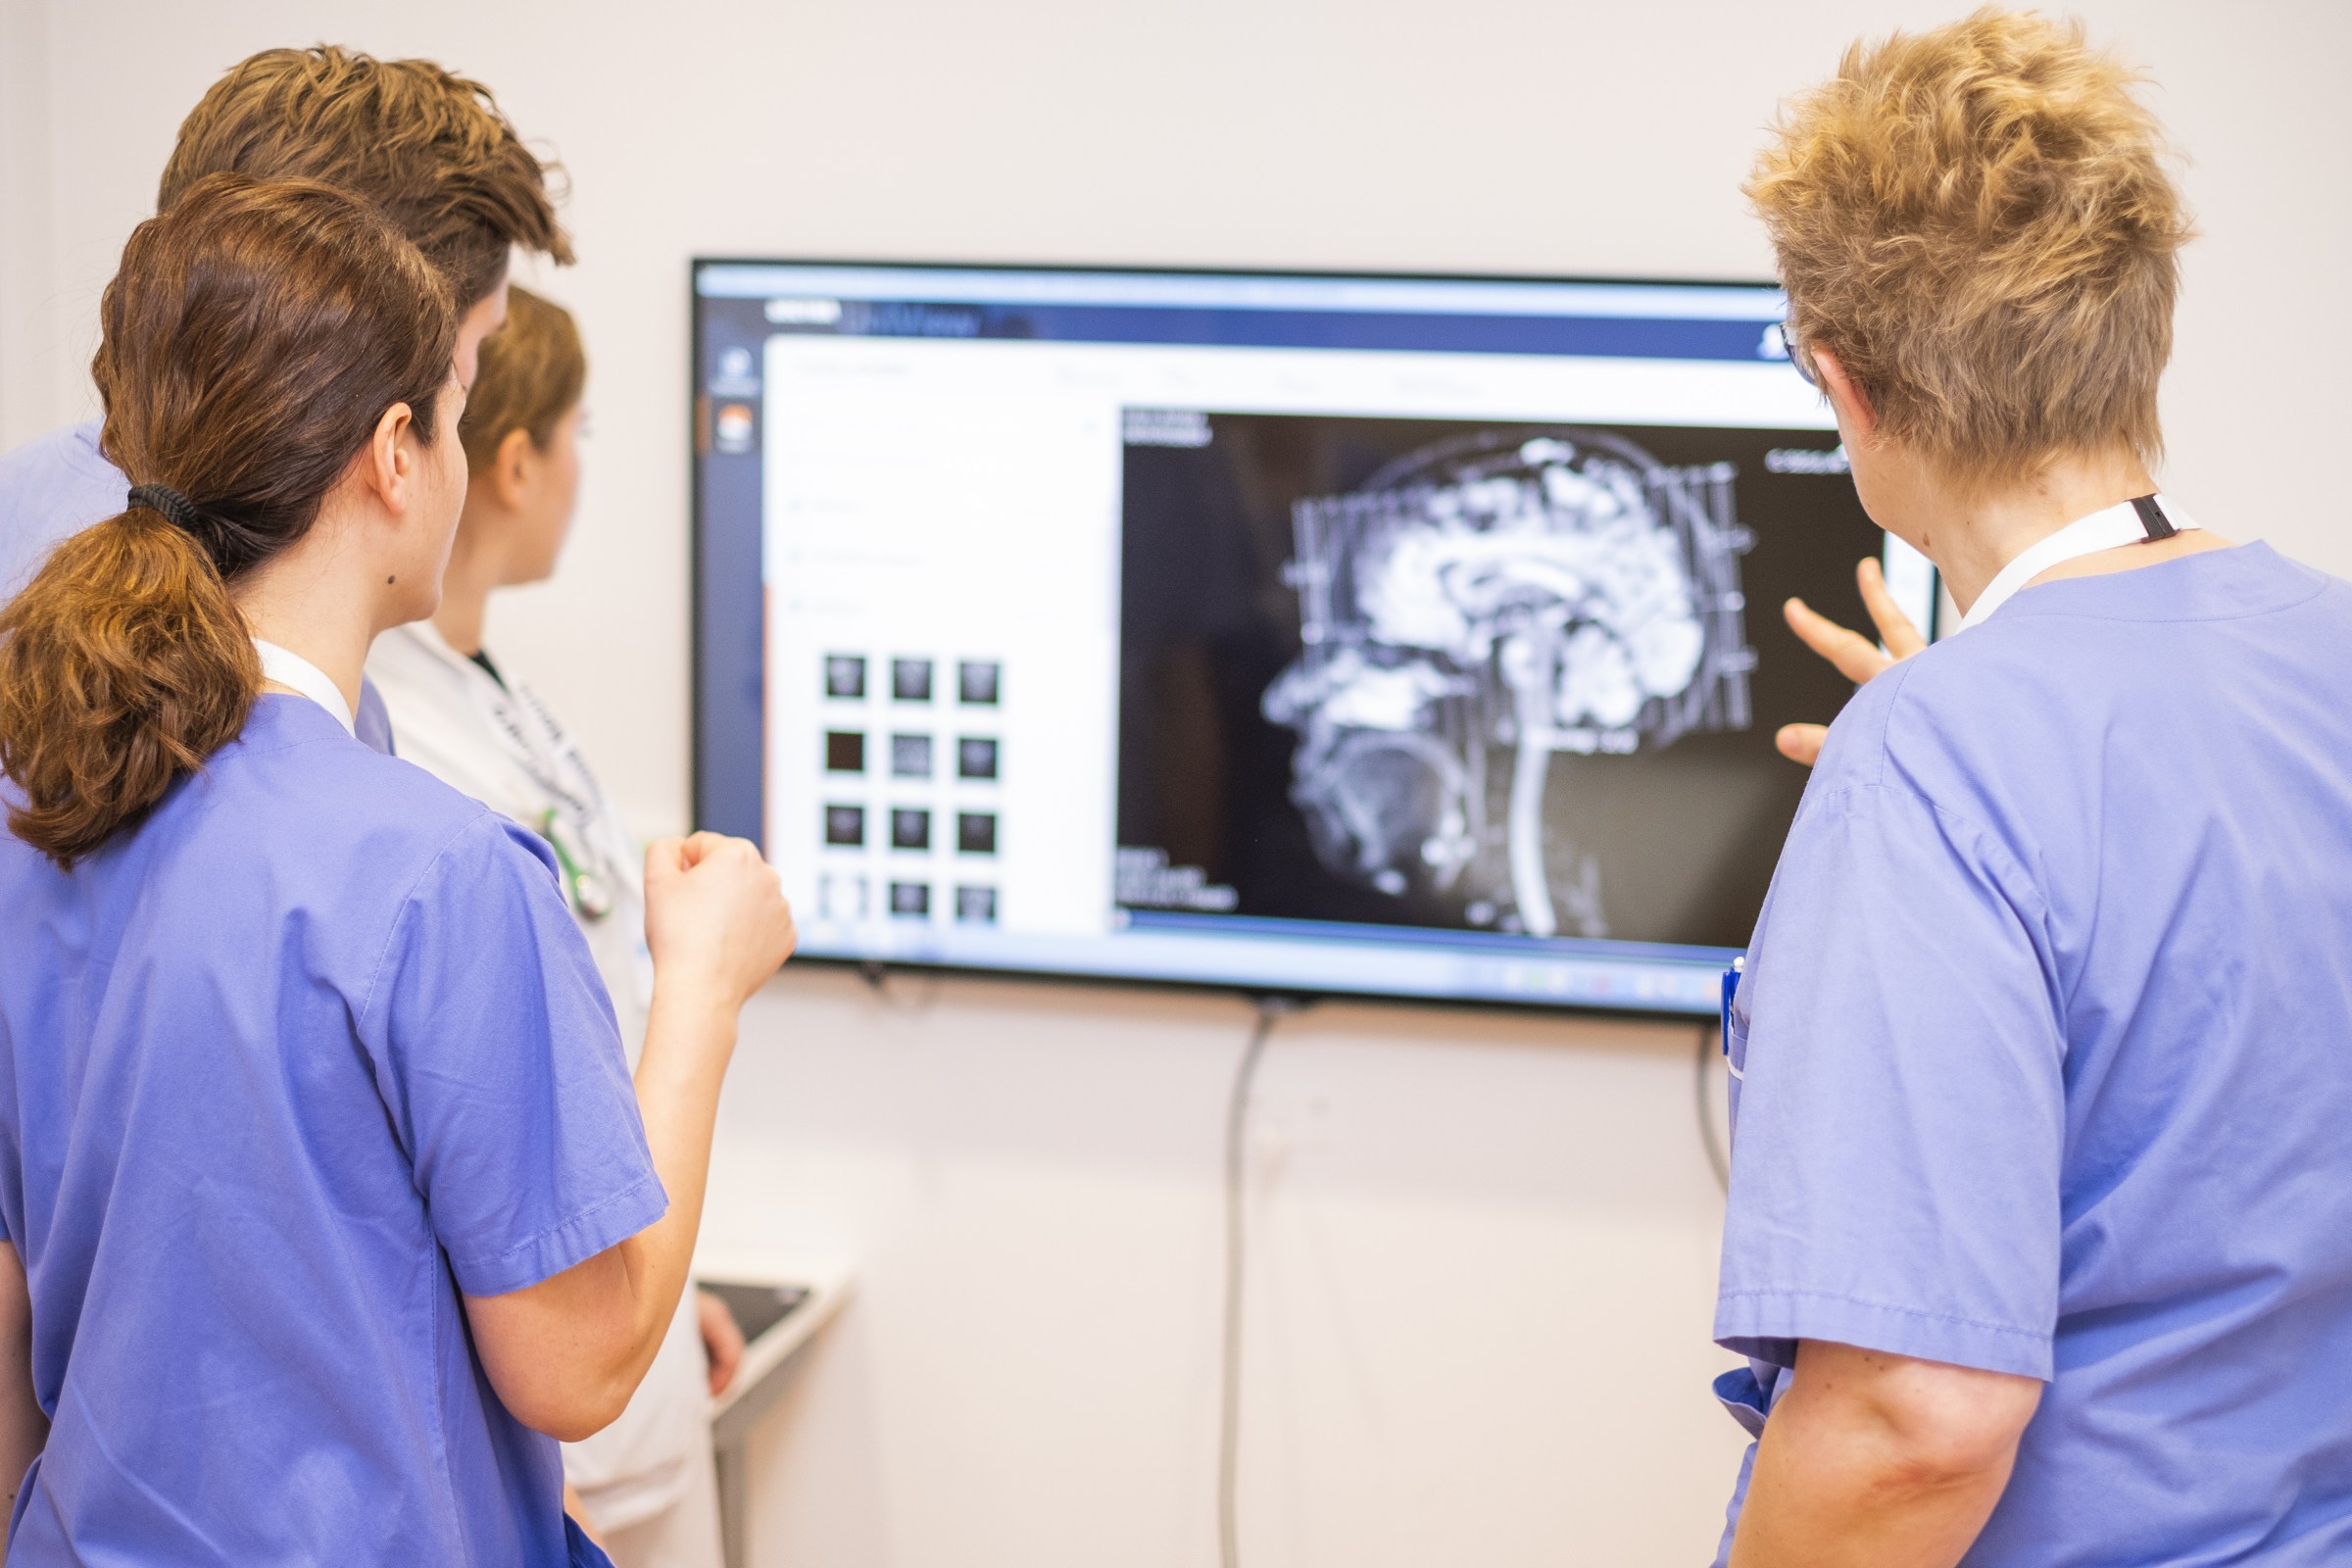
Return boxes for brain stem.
[1503,628,1560,940]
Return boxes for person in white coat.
[368,287,743,1567]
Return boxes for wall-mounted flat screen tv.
[692,261,1929,1013]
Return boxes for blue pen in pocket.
[1721,955,1744,1075]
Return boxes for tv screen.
[692,262,1930,1013]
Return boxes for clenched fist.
[643,832,797,1011]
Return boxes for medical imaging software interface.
[693,263,1930,1013]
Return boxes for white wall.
[708,974,1738,1566]
[5,2,2348,1563]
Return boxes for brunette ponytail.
[0,173,455,867]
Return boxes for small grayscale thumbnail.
[823,805,865,847]
[889,881,931,918]
[957,661,1002,705]
[893,659,934,702]
[957,811,998,856]
[823,655,866,700]
[891,734,934,778]
[891,808,932,851]
[957,736,999,780]
[818,872,868,920]
[825,731,865,773]
[955,885,998,923]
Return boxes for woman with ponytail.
[0,175,794,1565]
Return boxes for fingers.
[679,830,734,869]
[1783,597,1894,685]
[1775,560,1928,769]
[696,1290,746,1396]
[713,1336,742,1395]
[1775,723,1829,767]
[1856,558,1929,660]
[669,832,770,878]
[643,837,689,882]
[646,835,766,898]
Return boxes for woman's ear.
[1808,346,1879,450]
[491,426,536,511]
[363,403,418,514]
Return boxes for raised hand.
[643,832,798,1011]
[1774,557,1929,766]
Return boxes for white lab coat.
[368,622,721,1566]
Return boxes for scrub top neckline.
[1986,539,2315,626]
[253,639,356,737]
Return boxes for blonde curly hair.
[1749,9,2192,493]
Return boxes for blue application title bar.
[696,263,1787,322]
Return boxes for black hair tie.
[126,483,202,533]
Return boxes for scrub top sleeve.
[363,813,667,1298]
[1715,780,2066,1382]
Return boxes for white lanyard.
[253,639,356,736]
[1958,494,2197,632]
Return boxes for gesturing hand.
[643,832,798,1011]
[1774,557,1929,766]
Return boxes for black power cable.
[855,958,942,1014]
[1219,995,1301,1568]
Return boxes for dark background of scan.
[1116,412,1889,950]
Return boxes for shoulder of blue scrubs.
[1795,652,1914,785]
[0,419,125,604]
[1801,612,2073,864]
[164,697,550,910]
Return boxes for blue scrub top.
[0,696,665,1564]
[1714,542,2352,1565]
[0,420,396,752]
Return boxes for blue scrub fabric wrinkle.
[0,420,397,753]
[0,696,662,1565]
[1714,542,2352,1566]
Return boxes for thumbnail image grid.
[817,651,1004,925]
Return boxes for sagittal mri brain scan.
[1261,429,1755,939]
[1115,412,1885,955]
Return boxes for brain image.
[1264,429,1753,939]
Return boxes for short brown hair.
[160,46,572,311]
[0,174,455,867]
[460,286,587,472]
[1749,9,2192,490]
